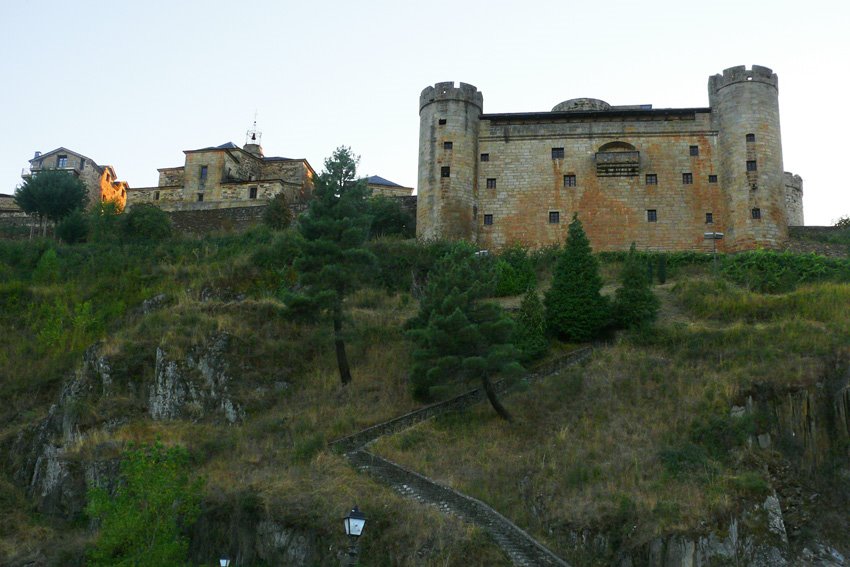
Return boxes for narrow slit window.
[154,191,160,201]
[752,208,761,220]
[705,212,713,224]
[249,187,258,199]
[438,118,447,125]
[197,193,204,202]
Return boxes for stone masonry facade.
[22,148,129,210]
[417,66,803,253]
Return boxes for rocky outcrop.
[149,333,244,424]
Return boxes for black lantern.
[343,505,366,538]
[219,555,231,567]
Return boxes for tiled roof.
[366,175,403,187]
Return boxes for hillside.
[1,227,849,566]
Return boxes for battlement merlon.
[419,82,483,113]
[709,65,779,95]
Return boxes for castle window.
[438,118,447,125]
[57,155,68,168]
[751,183,758,190]
[564,174,576,187]
[483,214,493,226]
[682,173,693,185]
[752,208,761,220]
[197,193,204,202]
[708,175,718,183]
[705,212,713,224]
[548,211,560,224]
[154,191,160,201]
[486,178,496,189]
[646,174,657,185]
[441,166,450,178]
[444,141,453,150]
[746,133,756,143]
[249,186,258,199]
[689,145,699,156]
[746,160,757,171]
[200,165,208,180]
[480,153,489,162]
[551,147,565,159]
[647,209,657,222]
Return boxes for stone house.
[127,130,315,211]
[21,148,129,210]
[417,65,804,253]
[366,176,414,198]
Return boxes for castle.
[416,65,804,252]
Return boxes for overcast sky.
[2,0,848,225]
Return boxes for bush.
[612,243,660,330]
[122,204,172,241]
[513,288,548,361]
[494,245,536,296]
[56,209,89,244]
[721,250,850,293]
[263,193,293,230]
[32,248,61,284]
[368,195,415,238]
[88,201,123,243]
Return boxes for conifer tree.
[613,243,660,329]
[514,287,549,362]
[284,147,374,385]
[544,214,609,341]
[408,246,521,420]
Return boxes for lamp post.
[342,505,366,567]
[703,231,724,273]
[219,555,231,567]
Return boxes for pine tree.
[283,147,374,385]
[613,243,660,329]
[544,214,609,341]
[407,246,521,420]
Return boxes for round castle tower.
[417,82,482,241]
[709,65,788,251]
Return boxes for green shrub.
[122,204,172,241]
[513,288,548,361]
[57,209,89,244]
[721,250,850,293]
[32,248,61,284]
[263,193,293,230]
[612,243,660,330]
[494,245,536,296]
[368,195,415,238]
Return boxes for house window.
[57,155,68,168]
[249,186,258,199]
[480,153,489,162]
[563,174,576,187]
[551,147,565,159]
[708,175,718,183]
[705,212,713,224]
[746,133,755,143]
[444,141,453,150]
[752,208,761,220]
[682,173,693,185]
[746,160,757,171]
[646,174,657,185]
[197,193,204,202]
[441,166,450,178]
[486,178,496,189]
[154,191,160,201]
[689,145,699,156]
[483,214,493,226]
[647,209,657,222]
[548,211,560,224]
[438,118,447,125]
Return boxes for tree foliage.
[513,287,549,362]
[122,204,172,241]
[283,146,375,385]
[613,243,660,329]
[56,209,88,244]
[544,214,609,341]
[407,245,521,420]
[494,245,536,296]
[14,170,88,224]
[367,195,415,238]
[263,193,294,230]
[86,441,202,567]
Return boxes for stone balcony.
[595,150,640,177]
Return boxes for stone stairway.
[330,348,592,566]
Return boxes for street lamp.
[704,231,724,272]
[342,505,366,566]
[219,555,231,567]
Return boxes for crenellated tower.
[709,65,788,251]
[417,82,482,241]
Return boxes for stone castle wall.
[784,172,804,226]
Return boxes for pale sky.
[2,0,848,225]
